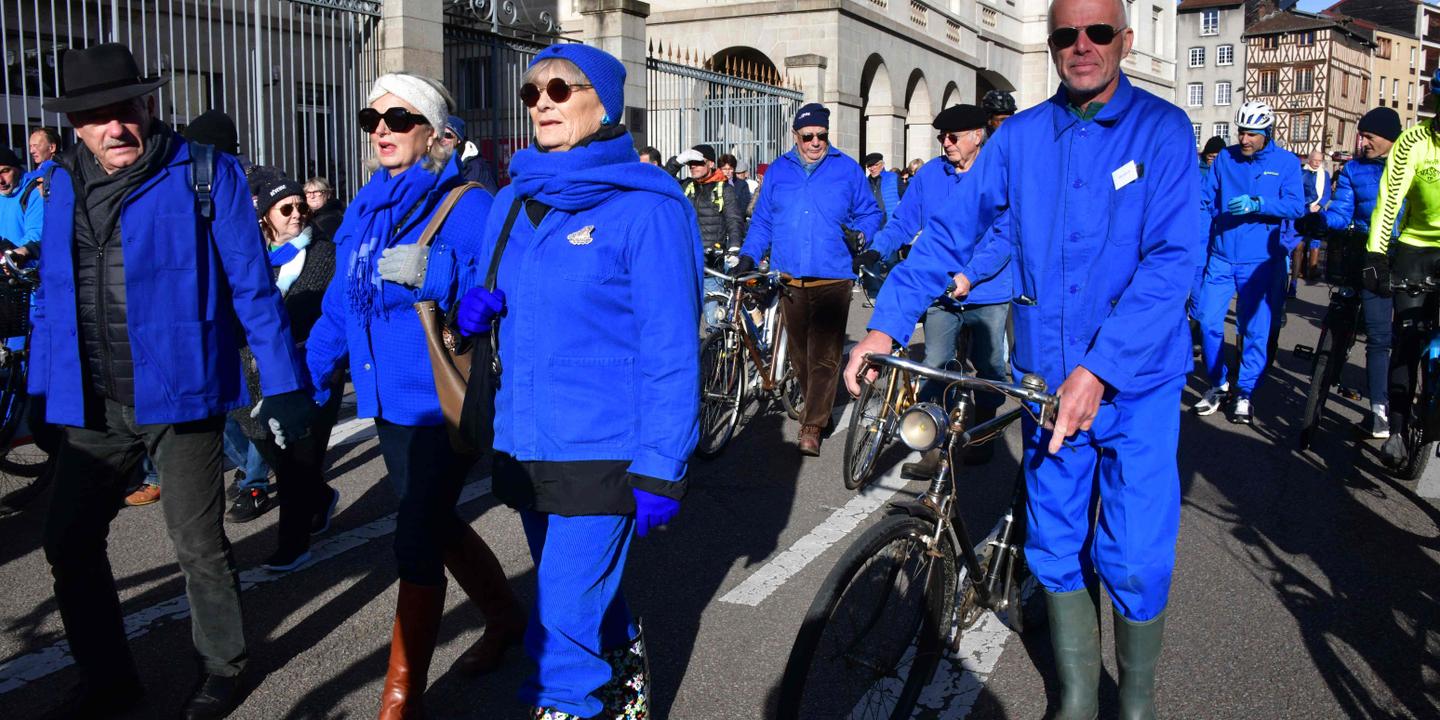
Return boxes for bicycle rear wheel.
[696,329,748,459]
[0,349,48,511]
[778,514,956,720]
[843,374,895,491]
[1298,327,1336,451]
[777,328,806,420]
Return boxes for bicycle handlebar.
[704,267,781,285]
[1,250,36,284]
[862,352,1059,409]
[1391,276,1440,294]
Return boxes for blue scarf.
[268,229,310,266]
[336,163,442,323]
[508,128,687,211]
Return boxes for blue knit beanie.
[529,43,626,125]
[446,114,466,139]
[793,103,830,131]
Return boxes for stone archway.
[859,53,902,165]
[904,69,934,167]
[975,69,1017,105]
[708,45,782,83]
[941,81,962,111]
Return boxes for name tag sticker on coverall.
[1112,160,1139,190]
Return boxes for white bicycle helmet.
[1235,101,1274,131]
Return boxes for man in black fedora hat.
[32,42,312,720]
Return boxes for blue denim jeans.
[919,302,1010,409]
[223,416,269,489]
[1360,287,1392,408]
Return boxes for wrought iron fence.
[647,46,804,171]
[2,0,381,198]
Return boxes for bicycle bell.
[899,402,949,452]
[1019,373,1046,394]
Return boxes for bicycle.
[842,348,920,491]
[1293,228,1367,451]
[695,267,804,458]
[0,250,52,512]
[1383,273,1440,482]
[778,353,1058,720]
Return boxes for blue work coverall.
[870,74,1204,621]
[1198,141,1305,397]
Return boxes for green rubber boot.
[1044,588,1101,720]
[1114,606,1166,720]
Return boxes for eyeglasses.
[304,189,326,197]
[275,201,309,218]
[441,130,458,141]
[937,131,968,145]
[798,132,829,144]
[519,78,595,108]
[358,107,430,134]
[1048,23,1125,49]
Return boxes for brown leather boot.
[377,580,446,720]
[798,425,822,456]
[443,525,526,675]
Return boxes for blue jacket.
[872,170,902,226]
[1203,141,1306,264]
[871,154,1014,307]
[740,146,883,279]
[871,73,1205,394]
[1324,156,1387,234]
[477,150,703,485]
[1302,166,1331,207]
[0,180,43,248]
[30,140,305,425]
[306,159,493,426]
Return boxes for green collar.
[1068,101,1106,121]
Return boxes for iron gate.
[2,0,381,198]
[647,51,803,171]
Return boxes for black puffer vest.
[74,209,134,404]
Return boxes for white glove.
[250,401,289,450]
[724,254,740,270]
[675,149,705,165]
[377,244,429,287]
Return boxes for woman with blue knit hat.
[303,71,525,718]
[454,43,702,719]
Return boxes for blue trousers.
[1022,375,1183,622]
[1360,288,1393,408]
[919,302,1009,410]
[222,417,270,490]
[1198,255,1287,395]
[519,510,638,716]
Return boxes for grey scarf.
[72,120,175,248]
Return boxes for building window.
[1261,35,1279,51]
[1153,7,1164,55]
[1218,44,1234,65]
[1414,47,1420,70]
[1216,81,1232,105]
[1213,122,1230,143]
[1189,47,1205,67]
[1361,76,1369,101]
[1337,119,1347,146]
[1338,70,1348,98]
[1298,30,1315,46]
[1296,67,1315,94]
[1260,70,1279,94]
[1293,114,1311,143]
[1201,9,1219,36]
[1411,81,1418,105]
[1193,123,1203,147]
[1397,78,1403,102]
[1381,75,1388,102]
[1188,83,1204,107]
[1378,37,1392,59]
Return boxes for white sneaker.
[1369,403,1391,439]
[1194,384,1228,416]
[1231,395,1253,425]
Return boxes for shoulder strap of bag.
[413,181,484,252]
[484,197,525,292]
[189,142,216,220]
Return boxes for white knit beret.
[367,72,453,135]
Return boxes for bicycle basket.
[0,284,30,338]
[1322,230,1366,287]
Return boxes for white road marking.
[718,459,915,607]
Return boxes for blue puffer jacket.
[474,132,703,485]
[740,146,883,279]
[1203,141,1306,264]
[1324,156,1387,234]
[305,159,494,425]
[30,140,304,425]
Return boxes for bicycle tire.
[695,329,747,459]
[1298,327,1335,451]
[843,376,893,491]
[778,348,805,420]
[777,514,956,720]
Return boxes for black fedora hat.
[42,43,168,114]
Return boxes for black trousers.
[43,399,243,681]
[250,390,341,552]
[1387,244,1440,431]
[375,421,476,585]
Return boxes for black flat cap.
[862,153,884,167]
[932,104,988,132]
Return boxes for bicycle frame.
[707,267,790,393]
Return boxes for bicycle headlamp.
[899,402,948,452]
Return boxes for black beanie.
[0,147,23,170]
[1358,107,1402,142]
[1201,136,1226,155]
[255,176,304,218]
[184,109,240,155]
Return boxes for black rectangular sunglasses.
[1048,23,1124,49]
[358,107,430,134]
[798,131,829,143]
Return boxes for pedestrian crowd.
[1,0,1429,716]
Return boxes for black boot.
[1044,588,1100,720]
[901,448,943,480]
[1114,606,1167,720]
[182,673,241,720]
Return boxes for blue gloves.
[457,287,506,335]
[632,488,680,538]
[1226,195,1264,216]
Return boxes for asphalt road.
[1,279,1437,720]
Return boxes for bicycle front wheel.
[843,375,894,491]
[1298,327,1336,451]
[778,514,957,720]
[696,329,748,459]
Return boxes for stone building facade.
[1177,0,1248,149]
[1324,0,1435,121]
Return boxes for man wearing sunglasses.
[733,102,882,455]
[847,0,1206,716]
[865,104,1012,474]
[440,114,499,195]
